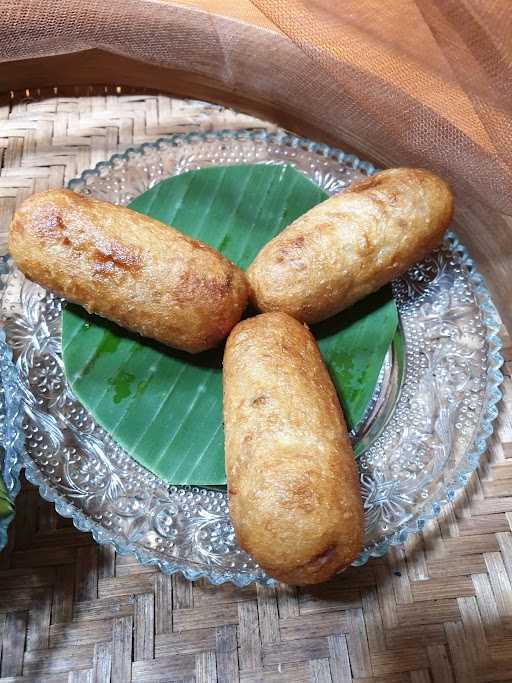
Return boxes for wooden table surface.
[0,90,511,683]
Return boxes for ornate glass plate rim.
[0,129,504,586]
[0,322,24,551]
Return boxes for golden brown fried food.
[247,168,453,324]
[223,312,364,585]
[9,189,249,353]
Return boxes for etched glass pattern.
[0,131,503,585]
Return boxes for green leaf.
[315,286,398,429]
[62,164,398,485]
[0,478,13,519]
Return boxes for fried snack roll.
[223,312,363,585]
[9,189,249,353]
[247,168,453,324]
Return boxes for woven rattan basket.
[0,89,509,682]
[2,2,512,677]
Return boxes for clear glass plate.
[0,321,24,550]
[0,130,503,585]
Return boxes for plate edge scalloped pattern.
[3,129,504,586]
[0,268,25,549]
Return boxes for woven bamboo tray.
[0,90,511,683]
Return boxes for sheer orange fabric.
[249,0,512,214]
[1,0,510,214]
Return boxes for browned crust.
[247,168,454,324]
[8,189,249,353]
[223,312,364,585]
